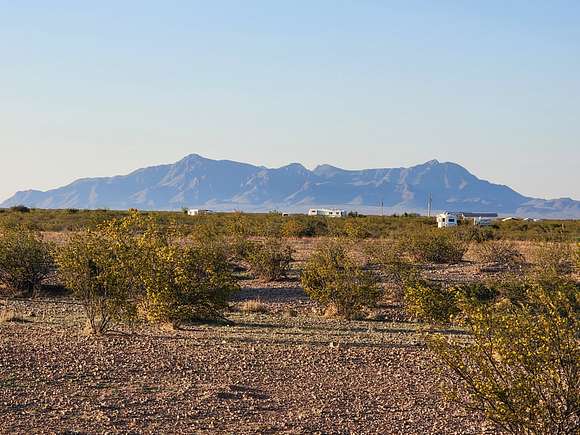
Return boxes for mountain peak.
[180,153,205,162]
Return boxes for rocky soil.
[0,286,495,435]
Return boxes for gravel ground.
[0,290,492,435]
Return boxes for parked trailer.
[436,212,458,228]
[307,208,347,218]
[187,209,214,216]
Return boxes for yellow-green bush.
[0,225,53,295]
[406,229,467,264]
[365,239,417,302]
[281,218,309,238]
[531,242,575,275]
[301,241,381,319]
[471,240,525,271]
[131,217,238,326]
[137,242,238,326]
[430,277,579,434]
[56,230,137,334]
[57,212,238,331]
[404,279,460,324]
[344,220,373,239]
[246,238,294,281]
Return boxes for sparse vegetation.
[0,208,578,241]
[56,212,238,333]
[365,239,416,302]
[1,208,578,433]
[137,223,238,326]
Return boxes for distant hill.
[2,154,579,218]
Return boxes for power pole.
[380,200,384,217]
[427,193,432,217]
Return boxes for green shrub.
[0,225,53,295]
[406,229,467,264]
[281,218,309,238]
[301,241,381,319]
[57,212,239,332]
[344,220,373,239]
[404,278,460,323]
[138,241,238,326]
[456,225,497,243]
[430,277,579,434]
[471,240,525,271]
[365,239,417,302]
[247,238,294,281]
[10,205,30,213]
[56,230,137,334]
[132,216,238,326]
[531,242,575,275]
[455,281,500,307]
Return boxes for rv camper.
[436,212,458,228]
[187,209,213,216]
[307,208,346,218]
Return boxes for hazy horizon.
[2,1,579,202]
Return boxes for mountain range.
[2,154,579,218]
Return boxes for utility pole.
[427,193,432,217]
[380,200,384,217]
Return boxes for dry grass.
[282,307,298,318]
[239,299,270,314]
[0,309,29,324]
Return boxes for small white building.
[308,208,347,218]
[436,212,458,228]
[187,209,213,216]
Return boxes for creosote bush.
[138,226,238,326]
[281,218,309,238]
[57,212,238,333]
[531,242,575,276]
[404,278,460,324]
[0,225,53,295]
[406,229,467,264]
[471,240,525,271]
[430,277,579,434]
[246,238,294,281]
[301,241,382,319]
[365,239,417,303]
[56,230,137,334]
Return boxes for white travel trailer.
[473,216,493,226]
[187,209,213,216]
[308,208,347,218]
[436,212,458,228]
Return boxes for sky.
[1,0,579,202]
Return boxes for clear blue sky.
[1,1,579,201]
